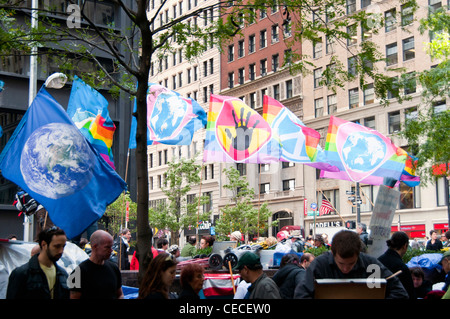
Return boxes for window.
[386,42,398,66]
[249,64,256,80]
[314,68,322,88]
[238,68,245,84]
[328,94,337,114]
[364,116,376,129]
[361,0,371,8]
[228,72,234,88]
[283,179,295,191]
[260,183,270,194]
[271,25,279,43]
[436,177,449,206]
[429,0,442,13]
[401,3,414,26]
[388,111,401,133]
[402,37,415,61]
[260,9,267,19]
[326,36,335,54]
[249,92,256,108]
[286,80,293,99]
[399,183,421,209]
[249,34,255,53]
[348,56,357,76]
[363,83,374,105]
[228,45,234,62]
[272,54,279,72]
[209,58,214,74]
[259,164,270,172]
[236,163,246,175]
[387,77,399,99]
[283,19,291,38]
[315,98,324,117]
[203,61,208,77]
[347,24,357,46]
[349,88,359,108]
[203,191,213,212]
[238,40,245,58]
[282,162,294,168]
[260,59,267,76]
[405,107,418,127]
[193,66,198,81]
[404,72,417,95]
[273,84,280,100]
[347,0,356,14]
[313,38,323,58]
[385,9,396,32]
[260,30,267,48]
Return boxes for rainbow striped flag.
[67,76,116,169]
[203,94,280,163]
[320,116,410,185]
[262,96,337,171]
[400,152,420,186]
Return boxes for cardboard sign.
[366,185,400,258]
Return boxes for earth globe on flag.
[341,132,386,173]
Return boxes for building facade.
[147,0,449,245]
[300,0,449,239]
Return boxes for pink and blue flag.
[66,76,116,169]
[129,83,207,148]
[320,116,415,186]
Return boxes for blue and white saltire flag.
[129,83,207,149]
[0,86,127,238]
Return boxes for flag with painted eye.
[203,94,280,163]
[128,83,207,148]
[66,76,116,169]
[320,116,413,186]
[262,95,338,171]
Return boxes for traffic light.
[345,220,356,229]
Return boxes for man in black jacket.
[6,227,69,299]
[294,230,408,299]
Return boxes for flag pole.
[23,0,38,242]
[319,189,345,224]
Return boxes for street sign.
[311,203,317,210]
[346,191,355,195]
[307,211,319,216]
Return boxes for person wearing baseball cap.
[234,252,281,299]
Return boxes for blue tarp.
[122,286,139,299]
[406,253,443,271]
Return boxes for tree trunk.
[135,0,153,283]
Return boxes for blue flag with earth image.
[0,86,127,238]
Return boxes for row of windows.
[227,52,291,88]
[233,79,293,109]
[149,191,213,212]
[227,21,291,62]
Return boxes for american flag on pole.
[319,198,334,216]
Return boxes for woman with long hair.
[138,253,177,299]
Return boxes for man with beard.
[7,226,69,299]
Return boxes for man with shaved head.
[70,230,123,299]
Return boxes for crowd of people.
[4,225,450,300]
